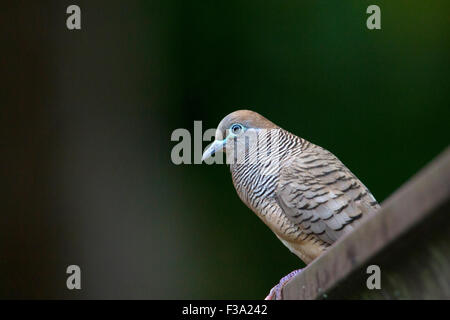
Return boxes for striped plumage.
[203,110,380,265]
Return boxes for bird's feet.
[264,269,303,300]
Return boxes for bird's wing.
[275,147,380,245]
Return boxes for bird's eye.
[230,124,243,135]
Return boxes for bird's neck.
[229,129,305,208]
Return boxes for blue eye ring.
[230,123,244,135]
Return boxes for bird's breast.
[230,162,278,214]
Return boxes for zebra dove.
[202,110,380,299]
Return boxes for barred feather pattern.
[230,128,380,263]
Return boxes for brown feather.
[209,110,380,264]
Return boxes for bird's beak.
[202,139,226,162]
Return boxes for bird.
[201,110,380,299]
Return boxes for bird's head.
[202,110,279,163]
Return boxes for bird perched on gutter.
[202,110,380,299]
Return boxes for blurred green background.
[1,1,449,298]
